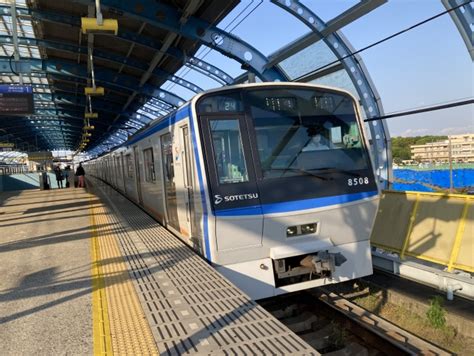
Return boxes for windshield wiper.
[310,167,361,177]
[268,168,330,180]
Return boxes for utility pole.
[448,136,453,193]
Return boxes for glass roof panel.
[279,40,339,80]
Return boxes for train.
[85,82,380,300]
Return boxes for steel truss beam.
[0,34,204,94]
[3,127,79,137]
[68,0,286,81]
[2,6,235,85]
[9,117,84,129]
[35,92,134,114]
[0,57,186,108]
[4,128,77,139]
[272,0,391,187]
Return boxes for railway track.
[258,286,451,355]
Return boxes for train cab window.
[143,148,156,182]
[126,154,134,178]
[209,119,249,184]
[247,89,370,179]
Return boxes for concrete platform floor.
[0,188,93,355]
[0,184,317,355]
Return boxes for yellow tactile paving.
[88,195,158,355]
[90,199,113,356]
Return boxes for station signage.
[0,142,14,152]
[0,85,34,115]
[28,151,53,161]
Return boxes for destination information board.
[28,151,53,161]
[0,142,14,152]
[0,85,34,115]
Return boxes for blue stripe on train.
[124,105,191,146]
[124,104,212,260]
[214,191,378,217]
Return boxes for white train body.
[86,83,380,300]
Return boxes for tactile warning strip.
[89,178,318,356]
[88,194,158,355]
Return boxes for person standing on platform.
[64,165,71,188]
[53,165,64,189]
[75,163,86,188]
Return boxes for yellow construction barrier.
[371,190,473,273]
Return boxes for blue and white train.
[86,83,380,300]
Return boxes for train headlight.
[286,223,318,237]
[286,226,298,237]
[301,223,317,234]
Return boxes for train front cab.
[195,84,380,300]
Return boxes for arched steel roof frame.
[3,6,236,86]
[442,0,473,60]
[1,57,187,112]
[69,0,287,82]
[0,35,205,94]
[271,0,392,187]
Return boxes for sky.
[166,0,473,138]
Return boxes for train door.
[181,125,195,237]
[199,116,264,251]
[133,146,143,205]
[120,152,126,192]
[160,133,180,231]
[114,156,120,188]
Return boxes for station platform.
[0,178,317,355]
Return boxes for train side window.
[126,154,134,178]
[209,119,249,184]
[143,148,156,182]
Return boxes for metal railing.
[0,164,29,175]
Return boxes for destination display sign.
[0,142,14,152]
[28,151,53,161]
[0,85,34,115]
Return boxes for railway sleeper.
[281,311,319,333]
[300,324,335,350]
[265,303,299,319]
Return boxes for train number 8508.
[347,177,369,186]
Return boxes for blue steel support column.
[272,0,392,187]
[69,0,287,81]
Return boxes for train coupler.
[300,251,347,274]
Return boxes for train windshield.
[247,88,371,179]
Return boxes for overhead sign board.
[0,85,34,115]
[0,142,14,152]
[28,151,53,161]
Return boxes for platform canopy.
[0,0,471,188]
[0,0,240,153]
